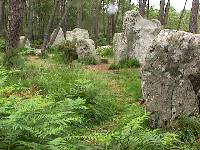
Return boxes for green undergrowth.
[0,54,200,149]
[109,59,141,70]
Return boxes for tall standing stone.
[113,11,161,65]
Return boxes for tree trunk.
[139,0,147,17]
[0,0,3,36]
[49,0,71,46]
[77,0,83,28]
[4,0,23,68]
[159,0,165,25]
[41,0,60,55]
[28,0,33,41]
[164,0,170,24]
[189,0,199,33]
[177,0,188,30]
[146,0,150,18]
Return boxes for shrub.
[97,33,108,46]
[96,46,113,58]
[56,40,78,64]
[109,59,141,70]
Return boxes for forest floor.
[27,55,143,131]
[1,53,197,149]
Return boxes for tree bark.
[77,0,83,28]
[49,0,71,46]
[164,0,170,24]
[177,0,188,30]
[146,0,150,18]
[41,0,60,55]
[189,0,199,33]
[4,0,23,68]
[159,0,170,25]
[139,0,147,17]
[159,0,165,25]
[0,0,3,36]
[28,0,33,41]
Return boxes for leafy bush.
[97,33,108,46]
[55,41,78,64]
[96,46,113,58]
[109,59,141,70]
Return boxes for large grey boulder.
[142,30,200,128]
[114,11,161,65]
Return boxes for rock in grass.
[142,30,200,128]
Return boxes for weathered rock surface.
[52,28,65,46]
[52,28,98,61]
[18,36,31,48]
[114,11,161,65]
[142,30,200,128]
[113,33,127,64]
[76,39,98,60]
[66,28,90,41]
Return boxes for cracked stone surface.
[142,29,200,128]
[113,10,161,65]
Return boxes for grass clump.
[109,59,141,70]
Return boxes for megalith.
[113,11,161,65]
[142,30,200,128]
[52,28,98,61]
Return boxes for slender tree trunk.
[139,0,147,17]
[164,0,170,24]
[146,0,150,18]
[41,0,60,55]
[0,0,3,36]
[4,0,23,68]
[177,0,188,30]
[189,0,199,33]
[159,0,165,25]
[49,0,71,46]
[28,0,33,41]
[159,0,170,25]
[77,0,83,28]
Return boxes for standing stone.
[113,11,161,65]
[52,27,65,46]
[142,30,200,128]
[76,39,98,60]
[52,28,98,61]
[113,33,127,64]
